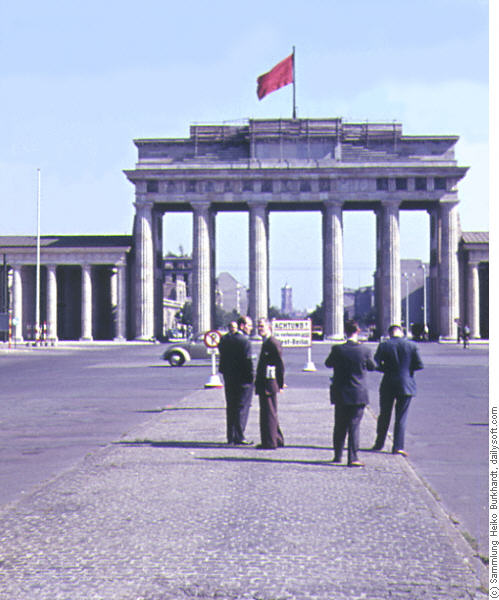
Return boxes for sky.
[0,0,489,312]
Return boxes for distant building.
[216,272,248,315]
[458,232,489,339]
[354,287,375,325]
[400,259,429,333]
[163,253,192,298]
[343,288,356,321]
[281,284,293,315]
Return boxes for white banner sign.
[271,319,312,348]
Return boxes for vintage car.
[161,334,217,366]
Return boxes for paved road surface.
[0,340,489,558]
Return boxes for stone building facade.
[125,117,469,340]
[0,236,131,342]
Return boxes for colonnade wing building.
[125,118,469,341]
[0,236,131,342]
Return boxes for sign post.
[203,330,223,388]
[271,318,316,372]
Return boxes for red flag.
[257,54,293,100]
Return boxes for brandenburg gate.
[124,118,468,341]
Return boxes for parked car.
[161,334,215,366]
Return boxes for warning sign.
[271,319,312,348]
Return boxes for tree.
[308,302,323,327]
[177,302,193,326]
[214,306,240,330]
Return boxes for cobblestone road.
[0,387,487,599]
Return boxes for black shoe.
[392,449,408,457]
[370,444,383,451]
[332,457,342,463]
[256,444,275,450]
[348,461,365,468]
[235,439,253,446]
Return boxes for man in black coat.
[255,318,285,449]
[372,324,424,456]
[218,316,254,445]
[325,320,376,467]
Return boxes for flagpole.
[35,168,41,345]
[292,46,296,119]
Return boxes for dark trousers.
[333,404,365,464]
[374,394,412,452]
[258,392,284,449]
[224,381,253,443]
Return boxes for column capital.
[322,199,344,209]
[134,198,155,213]
[247,200,268,211]
[379,199,401,210]
[190,200,212,210]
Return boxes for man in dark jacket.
[218,316,254,445]
[255,318,285,449]
[372,324,424,456]
[325,320,376,467]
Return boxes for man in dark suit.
[255,318,285,449]
[372,324,424,457]
[325,320,376,467]
[218,316,254,445]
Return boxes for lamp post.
[420,264,428,336]
[403,272,415,337]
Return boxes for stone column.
[114,263,127,341]
[192,202,213,335]
[46,265,58,342]
[249,202,269,324]
[322,200,344,340]
[12,265,23,342]
[134,200,155,340]
[428,207,441,340]
[467,261,480,339]
[439,200,459,340]
[80,264,93,341]
[376,201,401,334]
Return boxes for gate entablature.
[125,118,468,341]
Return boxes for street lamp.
[420,264,428,336]
[403,272,415,336]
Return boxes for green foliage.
[308,302,323,326]
[214,305,240,329]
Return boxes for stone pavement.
[0,387,487,600]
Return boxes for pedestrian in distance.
[218,316,254,446]
[371,324,424,457]
[462,324,471,349]
[325,320,376,467]
[255,318,285,450]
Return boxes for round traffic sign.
[203,330,222,348]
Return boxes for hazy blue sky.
[0,0,489,311]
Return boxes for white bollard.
[302,346,316,372]
[204,349,223,388]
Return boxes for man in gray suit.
[372,324,424,457]
[325,320,376,467]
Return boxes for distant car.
[161,334,216,366]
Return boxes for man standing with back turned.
[325,320,376,467]
[218,316,254,446]
[371,324,424,457]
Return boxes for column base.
[79,336,94,342]
[324,335,345,342]
[134,336,156,342]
